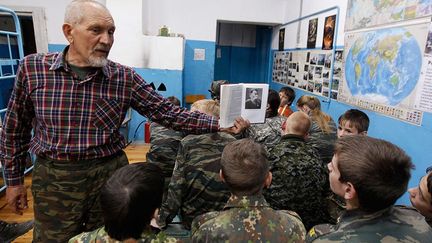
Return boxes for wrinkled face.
[66,5,115,67]
[408,174,432,218]
[328,154,345,197]
[337,120,360,138]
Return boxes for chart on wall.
[272,49,343,99]
[339,23,429,125]
[345,0,432,31]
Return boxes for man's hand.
[220,117,250,134]
[6,185,28,215]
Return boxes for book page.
[241,84,269,124]
[219,84,243,128]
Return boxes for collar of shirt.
[49,45,111,80]
[281,133,306,142]
[224,194,269,210]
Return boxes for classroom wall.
[142,0,295,103]
[1,0,184,141]
[270,0,431,206]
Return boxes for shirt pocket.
[92,98,122,131]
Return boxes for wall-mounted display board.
[272,49,343,99]
[338,1,432,126]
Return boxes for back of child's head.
[220,139,269,196]
[285,111,311,136]
[191,99,220,118]
[101,163,164,241]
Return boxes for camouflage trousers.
[31,151,129,243]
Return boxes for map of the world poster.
[346,0,432,31]
[339,23,429,124]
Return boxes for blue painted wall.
[270,72,432,206]
[183,40,216,104]
[130,68,183,141]
[214,26,271,84]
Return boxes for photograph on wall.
[307,18,318,48]
[322,15,336,50]
[279,28,285,51]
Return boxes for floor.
[0,142,150,243]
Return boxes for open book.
[219,83,269,128]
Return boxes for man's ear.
[63,23,73,44]
[219,169,226,183]
[264,172,272,188]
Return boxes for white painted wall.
[142,0,289,41]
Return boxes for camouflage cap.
[209,80,228,101]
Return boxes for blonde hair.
[285,111,311,136]
[296,95,332,133]
[191,99,220,118]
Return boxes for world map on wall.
[344,27,422,106]
[346,0,432,31]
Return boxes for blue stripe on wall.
[48,44,67,52]
[129,68,183,141]
[270,81,432,206]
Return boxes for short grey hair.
[64,0,109,24]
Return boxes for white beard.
[88,55,108,67]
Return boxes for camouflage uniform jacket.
[307,118,337,164]
[264,134,330,230]
[69,226,179,243]
[158,132,236,229]
[242,115,286,151]
[146,122,185,178]
[307,205,432,242]
[191,194,306,243]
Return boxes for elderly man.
[0,1,246,242]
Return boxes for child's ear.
[360,131,368,136]
[219,169,226,183]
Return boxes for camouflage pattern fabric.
[191,195,306,243]
[307,118,337,164]
[264,134,330,230]
[32,151,129,243]
[158,132,236,230]
[242,115,286,151]
[69,226,179,243]
[147,122,185,178]
[307,206,432,242]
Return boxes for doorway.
[214,21,273,84]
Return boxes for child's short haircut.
[338,109,369,133]
[191,99,220,118]
[335,136,413,212]
[220,139,268,196]
[101,163,164,240]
